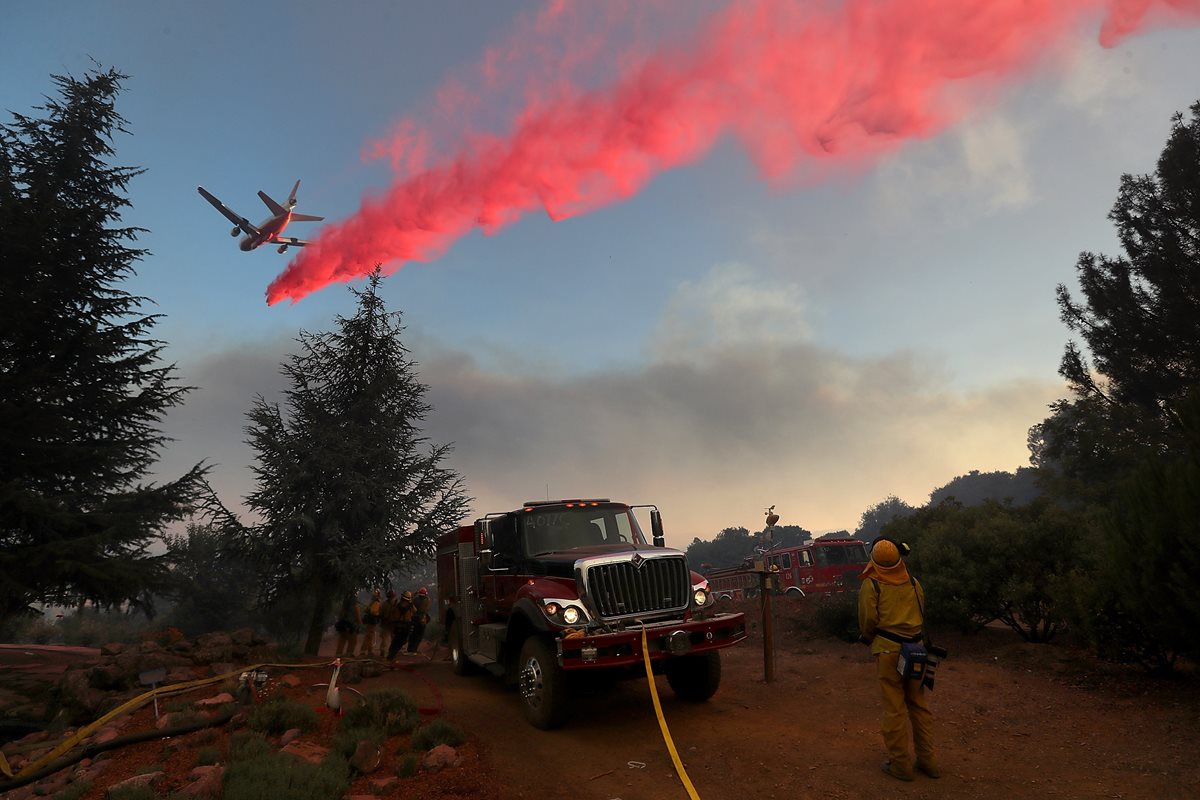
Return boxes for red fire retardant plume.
[266,0,1200,304]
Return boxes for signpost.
[758,506,781,683]
[138,668,167,720]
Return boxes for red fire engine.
[436,499,747,729]
[707,538,870,599]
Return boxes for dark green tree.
[1031,100,1200,493]
[888,499,1083,642]
[238,269,470,655]
[928,468,1041,507]
[0,67,204,625]
[853,494,917,541]
[163,522,258,637]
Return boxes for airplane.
[197,180,324,253]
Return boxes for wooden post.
[761,571,775,683]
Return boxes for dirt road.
[375,600,1199,800]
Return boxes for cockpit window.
[521,506,641,555]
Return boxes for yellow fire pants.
[876,650,936,773]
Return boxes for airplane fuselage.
[240,210,292,251]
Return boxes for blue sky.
[5,2,1200,541]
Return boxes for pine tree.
[0,67,205,624]
[1031,100,1200,490]
[240,268,470,655]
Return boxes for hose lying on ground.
[0,704,238,793]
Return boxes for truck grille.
[583,555,690,620]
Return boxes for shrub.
[51,780,91,800]
[247,695,318,736]
[195,746,221,766]
[810,592,859,643]
[411,719,465,751]
[342,689,417,736]
[106,785,155,800]
[228,731,273,762]
[332,723,387,760]
[222,752,349,800]
[395,753,419,778]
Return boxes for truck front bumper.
[555,612,746,670]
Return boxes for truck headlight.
[693,588,709,607]
[563,606,581,625]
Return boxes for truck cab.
[437,499,747,728]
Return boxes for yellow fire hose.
[640,626,702,800]
[12,659,344,780]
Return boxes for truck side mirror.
[650,509,665,548]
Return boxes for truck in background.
[707,538,870,600]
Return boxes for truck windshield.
[521,506,642,556]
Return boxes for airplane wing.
[275,236,311,248]
[197,186,260,236]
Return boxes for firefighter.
[857,538,940,782]
[387,590,415,661]
[359,588,383,657]
[334,589,361,657]
[406,586,432,654]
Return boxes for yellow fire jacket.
[858,577,925,655]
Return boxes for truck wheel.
[518,636,569,729]
[665,651,721,702]
[450,619,475,676]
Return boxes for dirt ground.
[3,597,1199,800]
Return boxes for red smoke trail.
[266,0,1200,304]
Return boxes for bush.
[222,752,349,800]
[342,689,418,736]
[395,753,419,778]
[51,780,91,800]
[332,723,387,760]
[810,592,859,642]
[195,746,221,766]
[411,719,465,751]
[106,785,155,800]
[247,695,319,736]
[228,731,273,763]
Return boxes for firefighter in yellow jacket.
[858,538,941,782]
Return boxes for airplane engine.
[277,244,288,254]
[231,226,241,237]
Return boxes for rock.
[279,728,302,746]
[179,765,224,798]
[229,628,256,647]
[195,692,235,707]
[167,666,199,683]
[208,662,236,677]
[106,771,162,796]
[339,661,363,684]
[421,744,462,773]
[155,712,176,730]
[138,640,166,655]
[99,643,125,657]
[281,740,329,764]
[280,674,302,688]
[91,726,121,744]
[360,661,383,678]
[88,662,128,691]
[349,740,382,774]
[369,776,398,793]
[32,770,69,796]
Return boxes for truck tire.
[665,651,721,702]
[518,635,569,729]
[450,618,475,676]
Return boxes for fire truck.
[436,499,747,729]
[708,538,870,600]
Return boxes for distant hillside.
[928,467,1041,507]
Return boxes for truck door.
[481,514,520,617]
